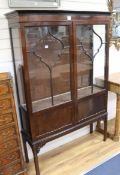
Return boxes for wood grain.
[0,72,27,175]
[114,95,120,140]
[27,132,120,175]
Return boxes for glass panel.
[11,28,26,109]
[93,25,106,90]
[25,25,71,112]
[76,25,106,99]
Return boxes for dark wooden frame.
[6,10,110,175]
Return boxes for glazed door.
[75,23,108,121]
[24,22,73,112]
[24,22,75,138]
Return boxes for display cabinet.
[6,10,110,175]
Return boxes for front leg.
[32,145,41,175]
[104,116,107,141]
[22,134,29,163]
[90,123,93,133]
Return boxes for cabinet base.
[22,113,107,175]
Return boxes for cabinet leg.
[32,145,40,175]
[104,117,107,141]
[23,137,29,163]
[90,123,93,133]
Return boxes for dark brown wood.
[6,10,110,175]
[32,145,41,175]
[90,123,93,134]
[104,115,108,141]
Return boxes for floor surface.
[26,131,120,175]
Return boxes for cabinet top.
[5,10,110,17]
[6,10,110,28]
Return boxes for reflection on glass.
[11,28,26,107]
[76,25,106,99]
[25,26,71,112]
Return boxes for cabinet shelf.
[21,86,105,112]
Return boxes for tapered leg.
[104,116,107,141]
[90,123,93,133]
[32,145,40,175]
[23,137,29,163]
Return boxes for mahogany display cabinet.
[6,10,110,175]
